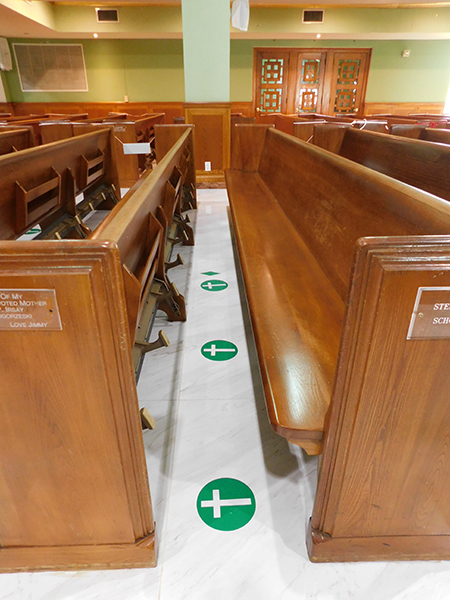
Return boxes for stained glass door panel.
[253,48,371,119]
[328,51,371,116]
[255,51,290,118]
[295,52,327,114]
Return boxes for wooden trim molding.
[365,102,445,116]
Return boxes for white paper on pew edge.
[122,142,151,155]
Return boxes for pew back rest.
[90,126,193,337]
[91,127,192,276]
[40,121,74,145]
[257,127,450,301]
[0,128,34,154]
[292,120,327,142]
[335,127,450,202]
[391,124,450,145]
[0,129,119,239]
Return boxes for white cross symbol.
[203,282,225,290]
[201,489,252,519]
[203,344,237,357]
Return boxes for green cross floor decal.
[200,280,228,292]
[201,340,238,361]
[197,478,256,531]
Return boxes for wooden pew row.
[292,119,388,144]
[0,125,196,573]
[0,127,36,156]
[390,124,450,144]
[40,114,165,188]
[259,113,388,136]
[310,125,450,202]
[226,124,450,562]
[366,113,448,127]
[0,128,121,241]
[0,114,89,145]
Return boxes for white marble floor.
[3,189,450,599]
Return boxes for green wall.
[2,37,449,104]
[230,39,450,103]
[2,38,184,102]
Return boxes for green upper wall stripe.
[3,1,450,39]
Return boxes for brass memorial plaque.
[408,287,450,340]
[0,289,62,331]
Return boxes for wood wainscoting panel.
[365,102,445,116]
[184,103,231,182]
[9,102,185,124]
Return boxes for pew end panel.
[0,240,155,572]
[230,124,274,172]
[310,236,450,562]
[312,124,351,153]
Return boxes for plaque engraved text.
[408,287,450,340]
[0,289,62,331]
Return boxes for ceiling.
[46,0,450,6]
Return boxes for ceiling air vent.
[96,8,119,23]
[303,10,324,24]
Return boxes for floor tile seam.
[176,397,260,403]
[155,394,181,599]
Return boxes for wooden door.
[253,48,372,118]
[294,51,328,114]
[326,49,371,116]
[253,50,291,119]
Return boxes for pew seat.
[227,169,342,453]
[226,124,450,562]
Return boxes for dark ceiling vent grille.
[303,10,324,23]
[96,8,119,23]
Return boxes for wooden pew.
[366,113,448,127]
[0,127,36,155]
[259,113,387,137]
[312,125,450,202]
[390,124,450,144]
[0,129,120,240]
[0,125,196,573]
[226,124,450,562]
[292,120,388,149]
[40,114,165,188]
[155,124,197,212]
[108,114,165,186]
